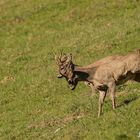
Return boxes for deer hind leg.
[98,91,106,117]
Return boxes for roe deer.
[56,54,124,96]
[56,50,140,117]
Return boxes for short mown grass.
[0,0,140,140]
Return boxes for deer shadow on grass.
[117,95,139,108]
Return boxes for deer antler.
[66,53,72,63]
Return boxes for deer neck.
[74,66,96,82]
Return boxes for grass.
[0,0,140,139]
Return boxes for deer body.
[56,50,140,117]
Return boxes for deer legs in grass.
[84,82,96,96]
[98,91,107,117]
[98,81,116,117]
[56,51,140,117]
[108,81,116,110]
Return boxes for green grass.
[0,0,140,139]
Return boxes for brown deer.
[56,50,140,117]
[56,54,124,96]
[56,69,95,96]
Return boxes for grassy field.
[0,0,140,139]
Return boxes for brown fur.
[56,50,140,117]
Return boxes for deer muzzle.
[68,79,76,90]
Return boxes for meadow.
[0,0,140,139]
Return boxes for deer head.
[55,53,77,90]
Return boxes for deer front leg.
[90,84,96,97]
[108,81,116,110]
[84,82,96,96]
[98,91,106,117]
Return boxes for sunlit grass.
[0,0,140,139]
